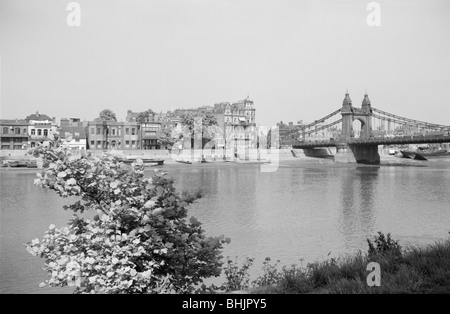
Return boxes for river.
[1,155,450,293]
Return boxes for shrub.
[25,138,230,294]
[252,257,281,287]
[367,232,402,259]
[222,257,254,291]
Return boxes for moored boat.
[119,157,164,166]
[400,150,427,161]
[416,147,448,156]
[175,160,192,164]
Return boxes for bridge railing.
[292,133,450,148]
[349,133,450,145]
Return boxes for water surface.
[1,156,449,293]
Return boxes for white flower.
[85,257,96,264]
[143,200,156,209]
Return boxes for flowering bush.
[26,139,230,294]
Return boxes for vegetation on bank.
[25,137,450,294]
[222,232,450,294]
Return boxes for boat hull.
[400,150,427,160]
[416,149,448,157]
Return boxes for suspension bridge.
[289,92,450,164]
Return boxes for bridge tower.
[335,92,379,164]
[340,92,373,141]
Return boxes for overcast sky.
[1,0,449,126]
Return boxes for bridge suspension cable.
[301,119,342,136]
[372,108,450,129]
[302,109,341,130]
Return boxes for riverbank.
[0,148,303,166]
[235,236,450,294]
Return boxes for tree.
[135,109,155,124]
[157,127,179,150]
[25,137,230,293]
[97,109,117,122]
[277,121,287,129]
[180,113,219,149]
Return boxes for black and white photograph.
[1,0,450,300]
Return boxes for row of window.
[30,129,49,136]
[90,140,137,148]
[2,127,27,135]
[1,137,27,142]
[90,127,136,136]
[1,144,25,150]
[1,127,54,137]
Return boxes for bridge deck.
[292,135,450,149]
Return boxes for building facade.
[87,120,139,150]
[26,111,58,148]
[0,120,29,150]
[126,110,162,149]
[141,122,162,149]
[59,118,87,150]
[212,97,257,151]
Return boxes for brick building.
[0,119,29,150]
[87,120,139,150]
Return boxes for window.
[43,129,48,137]
[75,139,80,142]
[91,141,94,147]
[31,129,35,135]
[97,128,101,135]
[3,127,8,134]
[24,128,27,134]
[37,129,42,136]
[111,128,116,136]
[97,141,102,148]
[15,128,20,134]
[132,128,136,135]
[132,140,136,147]
[125,140,130,147]
[126,128,129,135]
[91,128,95,134]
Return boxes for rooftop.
[26,111,54,122]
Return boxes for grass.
[227,233,450,294]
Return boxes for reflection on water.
[339,167,378,250]
[1,157,450,293]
